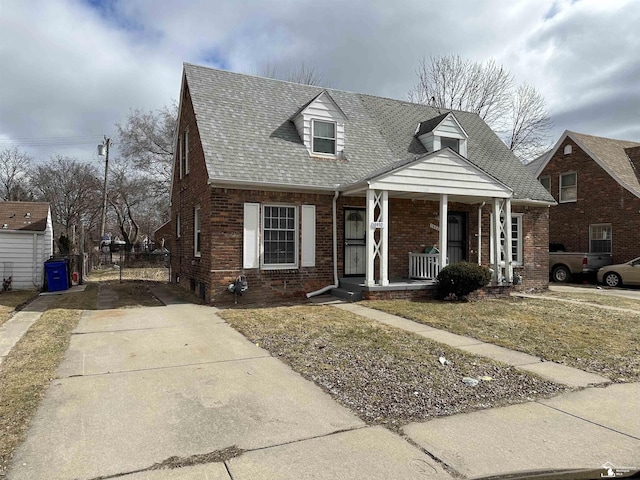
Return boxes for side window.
[559,172,577,202]
[589,224,611,253]
[194,206,201,257]
[539,176,551,193]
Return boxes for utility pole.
[98,136,110,241]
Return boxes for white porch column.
[439,194,448,271]
[380,190,389,286]
[365,189,376,287]
[492,197,502,284]
[504,198,513,283]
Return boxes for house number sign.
[371,221,386,229]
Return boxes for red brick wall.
[207,189,335,304]
[540,138,640,264]
[170,83,213,300]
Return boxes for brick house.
[529,130,640,265]
[169,63,554,303]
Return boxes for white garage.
[0,202,53,290]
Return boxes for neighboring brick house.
[529,130,640,265]
[170,63,555,304]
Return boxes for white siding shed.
[0,202,53,290]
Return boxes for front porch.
[341,148,517,290]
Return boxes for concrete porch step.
[331,287,363,302]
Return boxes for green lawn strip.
[0,290,40,327]
[0,285,97,477]
[362,298,640,382]
[541,291,640,310]
[220,304,567,430]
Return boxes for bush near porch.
[436,262,492,300]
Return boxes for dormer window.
[312,120,336,155]
[440,137,460,153]
[416,112,468,157]
[292,90,346,158]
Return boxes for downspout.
[306,190,340,298]
[477,202,485,265]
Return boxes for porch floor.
[338,276,436,292]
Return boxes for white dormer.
[416,112,468,157]
[292,91,346,158]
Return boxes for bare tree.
[106,158,156,246]
[116,102,177,199]
[0,147,32,201]
[507,84,552,160]
[408,54,552,161]
[259,61,328,86]
[30,156,102,249]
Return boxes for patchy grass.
[0,290,39,327]
[540,290,640,310]
[220,304,567,430]
[0,284,98,477]
[363,298,640,382]
[97,281,164,308]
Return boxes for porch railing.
[408,253,440,280]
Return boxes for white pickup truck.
[549,244,613,282]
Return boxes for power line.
[0,135,108,148]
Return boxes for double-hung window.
[589,224,611,253]
[262,205,297,268]
[559,172,577,202]
[194,206,201,257]
[312,120,336,155]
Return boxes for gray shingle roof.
[184,63,554,203]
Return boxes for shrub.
[435,262,492,300]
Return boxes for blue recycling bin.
[45,260,69,292]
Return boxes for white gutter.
[307,190,340,298]
[477,202,485,265]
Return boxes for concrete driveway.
[8,303,450,480]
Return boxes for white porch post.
[365,189,376,287]
[439,194,448,271]
[504,198,513,283]
[380,190,389,286]
[492,197,502,284]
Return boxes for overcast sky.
[1,0,638,165]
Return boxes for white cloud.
[0,0,638,164]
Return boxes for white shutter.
[243,203,260,269]
[301,205,316,267]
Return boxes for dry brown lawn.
[363,297,640,382]
[0,290,39,327]
[0,285,97,477]
[541,290,640,310]
[221,304,567,429]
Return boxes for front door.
[447,213,467,264]
[344,208,366,276]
